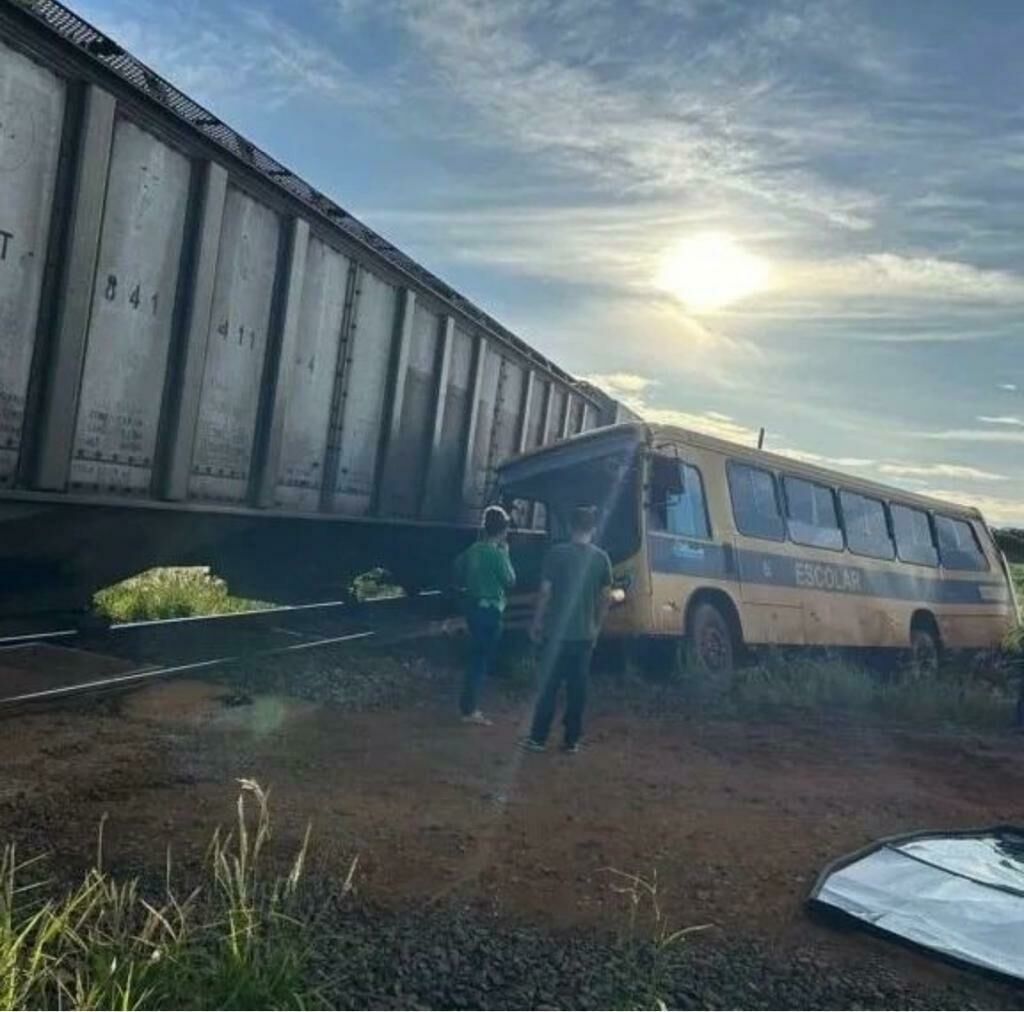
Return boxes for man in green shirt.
[522,505,613,753]
[453,506,516,725]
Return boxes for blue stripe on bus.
[646,533,1007,606]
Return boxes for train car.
[0,0,620,628]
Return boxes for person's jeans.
[460,604,502,715]
[529,640,594,747]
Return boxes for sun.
[654,232,772,313]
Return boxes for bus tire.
[909,624,941,680]
[686,602,735,677]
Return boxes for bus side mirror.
[650,454,685,496]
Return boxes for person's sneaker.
[518,737,546,753]
[461,711,492,726]
[561,742,581,754]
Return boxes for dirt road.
[1,654,1023,1004]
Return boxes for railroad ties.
[0,594,457,713]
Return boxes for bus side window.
[783,476,844,551]
[649,456,710,539]
[728,462,785,541]
[891,503,939,567]
[935,514,989,571]
[840,490,895,560]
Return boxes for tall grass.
[604,868,710,1011]
[1009,563,1024,654]
[94,568,268,623]
[0,780,341,1010]
[674,650,1017,729]
[1010,562,1024,600]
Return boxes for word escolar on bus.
[794,560,863,593]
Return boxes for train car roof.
[501,421,986,523]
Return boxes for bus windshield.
[499,441,643,564]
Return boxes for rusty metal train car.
[0,0,628,628]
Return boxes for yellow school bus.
[497,422,1020,675]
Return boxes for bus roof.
[501,421,986,523]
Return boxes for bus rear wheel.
[686,602,734,677]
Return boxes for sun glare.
[655,232,772,312]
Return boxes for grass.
[604,868,711,1011]
[349,567,404,603]
[590,641,1020,731]
[0,780,338,1010]
[93,562,408,622]
[94,568,269,623]
[728,652,1017,729]
[1009,563,1024,653]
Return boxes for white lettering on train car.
[794,561,863,593]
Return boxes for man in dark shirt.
[522,505,613,753]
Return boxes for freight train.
[0,0,632,629]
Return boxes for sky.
[72,0,1024,525]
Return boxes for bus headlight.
[610,574,632,606]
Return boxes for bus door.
[647,451,734,636]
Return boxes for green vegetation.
[1008,562,1023,653]
[605,868,710,1010]
[349,567,404,602]
[94,568,268,622]
[0,781,328,1010]
[600,645,1019,731]
[996,529,1024,564]
[728,653,1016,728]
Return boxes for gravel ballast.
[308,900,1021,1010]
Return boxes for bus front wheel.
[686,602,734,676]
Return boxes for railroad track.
[0,593,457,712]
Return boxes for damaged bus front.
[496,424,650,635]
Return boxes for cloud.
[523,290,768,391]
[919,429,1024,444]
[915,490,1024,526]
[877,463,1008,481]
[397,0,878,229]
[72,0,376,113]
[640,407,761,445]
[998,383,1019,392]
[768,447,873,468]
[977,415,1024,427]
[907,192,986,212]
[371,202,678,291]
[583,373,761,444]
[793,254,1024,304]
[583,373,656,396]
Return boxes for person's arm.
[499,540,516,589]
[593,554,614,634]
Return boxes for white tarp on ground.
[811,828,1024,981]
